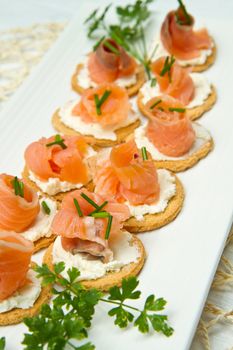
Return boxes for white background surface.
[0,1,233,349]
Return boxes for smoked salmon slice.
[0,231,33,301]
[51,189,130,262]
[145,96,195,157]
[24,135,90,184]
[94,140,160,206]
[88,38,137,84]
[151,56,195,105]
[0,174,40,233]
[161,6,212,60]
[72,83,131,128]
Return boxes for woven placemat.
[0,23,232,349]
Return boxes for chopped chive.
[150,99,162,110]
[150,78,157,87]
[94,94,101,115]
[42,200,51,215]
[94,90,112,116]
[90,200,108,215]
[141,147,148,160]
[105,215,113,240]
[46,134,67,149]
[93,36,105,51]
[160,55,175,78]
[81,192,99,209]
[103,40,120,55]
[12,177,24,198]
[169,107,186,113]
[176,0,192,25]
[158,107,164,111]
[91,212,110,218]
[73,198,83,217]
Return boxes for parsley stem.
[104,40,120,55]
[100,298,140,313]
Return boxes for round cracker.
[43,234,146,291]
[124,174,184,233]
[71,63,146,97]
[151,138,214,173]
[33,234,56,253]
[0,262,51,326]
[137,85,217,121]
[51,109,141,148]
[190,43,217,72]
[22,166,93,202]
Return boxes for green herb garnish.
[0,338,5,350]
[150,99,162,110]
[81,192,99,209]
[150,78,157,87]
[90,212,110,218]
[176,0,192,25]
[160,55,175,83]
[141,146,148,160]
[21,263,173,349]
[169,107,186,113]
[94,90,112,116]
[73,198,83,217]
[46,135,67,149]
[158,107,164,112]
[103,40,120,55]
[41,201,51,215]
[12,176,24,198]
[90,200,108,215]
[93,35,105,51]
[105,215,113,239]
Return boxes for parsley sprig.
[0,338,5,350]
[21,263,173,349]
[85,0,156,79]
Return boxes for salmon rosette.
[145,97,195,157]
[94,140,160,206]
[161,5,212,61]
[24,134,95,196]
[51,188,130,263]
[0,232,33,301]
[72,38,145,96]
[0,174,39,233]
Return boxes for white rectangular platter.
[0,1,233,349]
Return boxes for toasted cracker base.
[0,263,51,326]
[71,63,146,97]
[33,235,56,253]
[137,85,217,121]
[43,235,146,291]
[124,174,184,233]
[152,138,214,173]
[191,43,216,72]
[22,166,92,202]
[51,109,141,147]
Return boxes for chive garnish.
[12,176,24,198]
[80,192,99,209]
[176,0,192,25]
[42,200,51,215]
[46,135,67,149]
[169,107,186,113]
[150,99,162,110]
[150,78,157,87]
[105,215,113,239]
[91,212,110,218]
[93,36,105,51]
[73,198,83,217]
[158,107,164,112]
[94,90,112,115]
[90,200,108,215]
[160,55,175,82]
[141,147,148,161]
[103,40,120,55]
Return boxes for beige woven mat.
[0,23,232,349]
